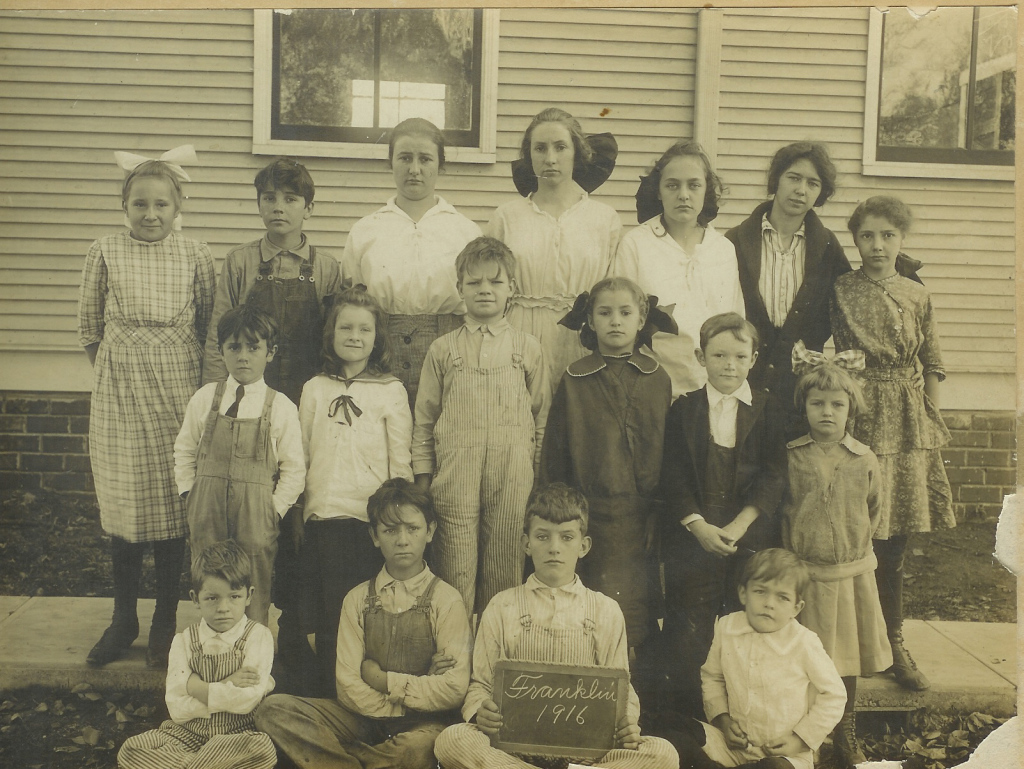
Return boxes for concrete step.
[0,597,1017,717]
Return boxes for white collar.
[463,317,510,335]
[525,572,585,597]
[382,195,455,222]
[197,615,249,645]
[719,611,804,654]
[224,375,267,398]
[706,380,753,409]
[375,562,435,594]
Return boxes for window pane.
[277,9,375,129]
[379,9,475,131]
[878,7,973,150]
[971,7,1016,150]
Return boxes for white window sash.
[861,7,1014,182]
[252,9,498,164]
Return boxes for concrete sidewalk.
[0,596,1017,716]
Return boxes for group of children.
[77,109,953,769]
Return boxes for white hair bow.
[114,144,196,182]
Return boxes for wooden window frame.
[252,9,499,163]
[862,7,1014,181]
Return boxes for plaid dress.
[79,231,215,542]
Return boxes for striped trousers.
[117,728,276,769]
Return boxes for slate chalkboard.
[492,660,629,759]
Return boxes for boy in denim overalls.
[256,478,472,768]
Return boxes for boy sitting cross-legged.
[433,482,679,769]
[255,478,472,769]
[117,539,277,769]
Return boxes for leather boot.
[875,537,930,690]
[888,628,930,691]
[831,712,866,768]
[147,537,185,668]
[87,538,142,667]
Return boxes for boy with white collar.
[656,312,788,724]
[117,540,277,769]
[174,305,304,630]
[673,549,846,769]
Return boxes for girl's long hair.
[321,287,393,378]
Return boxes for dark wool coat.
[725,201,852,414]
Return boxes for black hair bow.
[511,133,618,197]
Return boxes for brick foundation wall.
[0,393,1019,515]
[1,392,93,494]
[941,410,1019,522]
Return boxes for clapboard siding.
[713,7,1015,376]
[0,7,698,367]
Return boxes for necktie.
[225,385,244,418]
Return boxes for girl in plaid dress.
[78,147,215,669]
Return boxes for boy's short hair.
[767,142,836,208]
[847,195,913,237]
[217,304,279,349]
[793,361,867,421]
[523,482,589,537]
[740,548,810,602]
[698,312,759,353]
[254,158,315,206]
[191,539,252,594]
[366,477,437,530]
[455,236,517,285]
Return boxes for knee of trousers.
[433,722,481,765]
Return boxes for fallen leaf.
[34,702,47,712]
[81,726,101,745]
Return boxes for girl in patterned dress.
[489,108,622,395]
[342,118,482,406]
[294,286,414,697]
[830,196,955,693]
[79,147,215,669]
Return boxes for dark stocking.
[148,537,185,668]
[111,536,144,632]
[873,535,908,635]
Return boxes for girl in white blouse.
[616,141,744,400]
[294,286,413,696]
[488,108,621,394]
[342,118,481,405]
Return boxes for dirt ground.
[0,489,1017,768]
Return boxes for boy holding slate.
[434,483,678,769]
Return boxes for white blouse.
[299,374,413,522]
[487,193,621,309]
[615,220,745,398]
[342,196,482,315]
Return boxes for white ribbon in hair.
[114,144,196,182]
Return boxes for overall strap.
[198,381,228,453]
[364,578,382,614]
[210,380,227,414]
[515,585,532,630]
[257,257,273,278]
[413,575,441,613]
[300,255,314,282]
[510,326,524,368]
[582,589,597,635]
[233,619,257,651]
[447,330,464,371]
[259,387,277,421]
[187,622,202,652]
